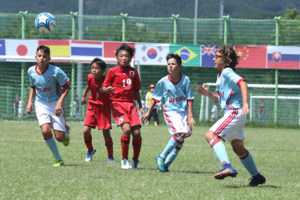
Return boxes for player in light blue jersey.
[26,45,71,167]
[196,45,265,186]
[141,53,195,172]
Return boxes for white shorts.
[35,100,67,132]
[163,110,192,137]
[209,109,246,143]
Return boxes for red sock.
[132,138,142,161]
[105,139,113,157]
[121,135,130,160]
[84,135,94,152]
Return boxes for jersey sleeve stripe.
[61,80,70,88]
[237,78,246,85]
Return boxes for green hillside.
[1,0,300,19]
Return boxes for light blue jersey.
[216,68,245,110]
[152,74,194,112]
[28,64,70,103]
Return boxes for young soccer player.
[141,53,195,173]
[26,45,71,167]
[258,100,265,123]
[102,43,144,169]
[196,45,266,186]
[81,58,114,162]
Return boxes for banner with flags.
[1,39,300,69]
[169,44,200,66]
[267,46,300,69]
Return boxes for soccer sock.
[262,115,264,122]
[121,135,130,160]
[84,135,94,152]
[132,138,142,161]
[210,138,231,167]
[105,138,113,157]
[165,141,184,167]
[239,150,259,177]
[160,135,184,158]
[44,134,62,160]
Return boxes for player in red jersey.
[102,43,144,169]
[81,58,114,162]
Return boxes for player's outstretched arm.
[196,83,219,102]
[239,81,249,116]
[141,100,157,123]
[134,90,145,115]
[187,101,195,128]
[26,87,35,115]
[101,86,115,94]
[55,84,70,116]
[81,84,89,105]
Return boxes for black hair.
[115,43,135,58]
[36,45,50,55]
[217,45,239,72]
[166,53,182,66]
[91,58,106,70]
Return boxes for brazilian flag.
[169,44,201,66]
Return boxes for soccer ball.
[35,12,56,33]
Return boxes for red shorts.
[84,103,112,130]
[111,101,141,127]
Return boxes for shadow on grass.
[225,184,280,188]
[138,167,215,174]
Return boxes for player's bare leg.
[83,126,96,161]
[40,124,63,166]
[103,130,114,162]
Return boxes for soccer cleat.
[108,156,115,162]
[145,122,149,126]
[121,158,131,169]
[214,167,238,179]
[164,165,170,173]
[248,173,266,187]
[85,148,96,162]
[156,154,165,172]
[154,122,158,126]
[62,126,71,147]
[53,159,64,167]
[130,158,139,169]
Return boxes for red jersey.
[87,74,110,106]
[102,65,141,102]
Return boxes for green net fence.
[1,13,300,45]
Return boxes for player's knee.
[205,131,216,142]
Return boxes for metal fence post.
[223,15,229,45]
[19,11,28,118]
[120,13,128,42]
[172,14,179,44]
[70,12,78,118]
[274,16,280,124]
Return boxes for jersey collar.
[168,73,182,85]
[35,64,49,75]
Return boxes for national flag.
[5,39,38,56]
[0,40,5,56]
[38,40,70,57]
[267,46,300,69]
[169,44,200,66]
[235,46,267,68]
[135,43,169,65]
[201,45,219,67]
[70,40,103,57]
[103,42,135,58]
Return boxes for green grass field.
[1,121,300,199]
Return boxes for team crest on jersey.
[130,71,135,78]
[182,85,185,91]
[118,116,124,125]
[33,79,36,82]
[47,76,50,82]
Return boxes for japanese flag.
[5,39,38,57]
